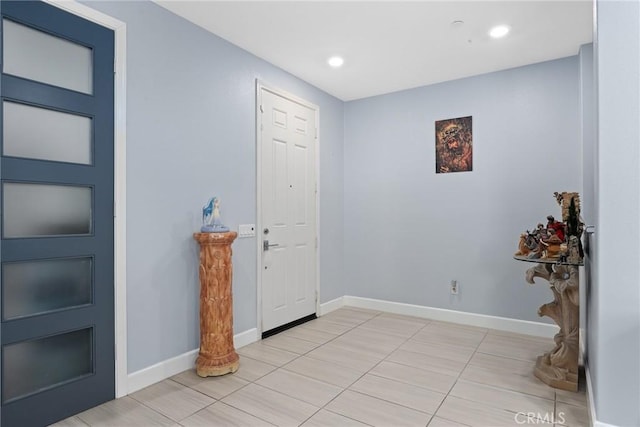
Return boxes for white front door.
[259,85,318,333]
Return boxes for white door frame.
[255,80,320,335]
[44,0,128,398]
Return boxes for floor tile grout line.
[298,312,430,374]
[128,385,196,424]
[326,388,436,422]
[182,394,279,426]
[276,311,386,375]
[343,317,459,422]
[259,340,323,355]
[213,396,279,426]
[266,332,334,346]
[165,375,264,424]
[319,317,436,418]
[462,332,570,402]
[472,348,547,364]
[228,310,379,426]
[318,407,376,426]
[363,369,452,397]
[296,311,427,426]
[219,381,321,425]
[381,345,470,378]
[144,374,265,424]
[450,373,557,403]
[290,310,570,424]
[432,328,560,423]
[346,318,488,397]
[428,413,474,427]
[291,310,386,425]
[427,326,488,420]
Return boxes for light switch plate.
[238,224,256,238]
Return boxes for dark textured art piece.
[435,116,472,173]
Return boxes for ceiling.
[155,1,594,101]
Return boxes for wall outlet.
[450,280,459,295]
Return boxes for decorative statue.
[515,233,531,257]
[540,228,563,259]
[201,197,229,233]
[515,231,543,259]
[514,192,584,263]
[546,215,566,242]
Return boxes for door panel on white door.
[294,115,307,134]
[294,144,308,224]
[260,87,317,332]
[272,108,287,128]
[271,247,287,311]
[272,139,288,225]
[294,244,308,302]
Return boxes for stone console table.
[514,255,582,391]
[193,232,239,377]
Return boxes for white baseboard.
[319,296,344,316]
[585,364,618,427]
[127,348,199,394]
[342,296,559,338]
[234,328,259,349]
[127,328,258,394]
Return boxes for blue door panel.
[0,1,115,425]
[1,75,96,113]
[3,239,99,261]
[1,165,97,184]
[2,307,97,343]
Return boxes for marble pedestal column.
[193,231,239,377]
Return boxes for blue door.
[0,2,114,425]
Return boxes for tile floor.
[54,307,590,427]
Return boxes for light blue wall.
[591,1,640,425]
[85,1,344,373]
[344,57,582,322]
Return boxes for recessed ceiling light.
[328,56,344,68]
[489,25,510,39]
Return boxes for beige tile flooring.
[55,307,590,427]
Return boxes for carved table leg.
[526,263,579,391]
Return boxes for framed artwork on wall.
[435,116,473,173]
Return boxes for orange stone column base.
[193,231,239,377]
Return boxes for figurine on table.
[201,197,229,233]
[540,228,563,259]
[546,215,566,242]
